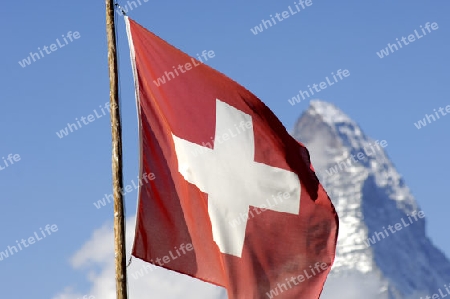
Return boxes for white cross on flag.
[126,17,338,299]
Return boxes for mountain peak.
[291,100,450,299]
[308,100,353,125]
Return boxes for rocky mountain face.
[292,100,450,299]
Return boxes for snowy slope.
[292,100,450,299]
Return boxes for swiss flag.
[126,17,338,299]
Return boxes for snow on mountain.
[292,100,450,299]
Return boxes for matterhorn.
[292,100,450,299]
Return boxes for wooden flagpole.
[105,1,128,299]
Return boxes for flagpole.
[105,1,128,299]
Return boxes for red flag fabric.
[126,16,338,299]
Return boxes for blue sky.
[0,1,449,298]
